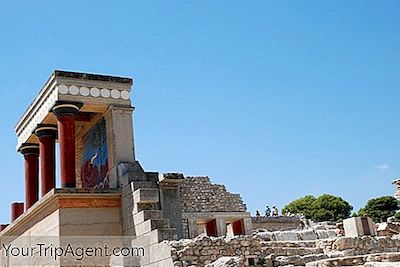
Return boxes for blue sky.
[0,1,400,223]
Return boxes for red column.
[0,224,8,231]
[11,202,24,222]
[19,143,39,209]
[52,102,82,188]
[35,124,57,196]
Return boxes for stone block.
[144,228,178,245]
[133,188,159,204]
[273,231,300,241]
[135,219,170,236]
[133,210,162,224]
[131,180,157,191]
[298,229,318,240]
[343,217,377,237]
[148,241,174,263]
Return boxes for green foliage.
[283,194,353,222]
[395,211,400,221]
[282,195,316,219]
[358,196,399,223]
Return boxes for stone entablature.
[15,70,133,150]
[180,176,247,213]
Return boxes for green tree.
[358,196,399,222]
[283,194,353,222]
[282,195,316,219]
[395,211,400,221]
[312,194,353,221]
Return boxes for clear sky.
[0,1,400,223]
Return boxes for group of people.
[255,205,279,218]
[255,206,303,219]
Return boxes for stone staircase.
[129,183,178,243]
[261,241,327,266]
[119,166,177,266]
[118,162,185,267]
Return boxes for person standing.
[265,205,271,217]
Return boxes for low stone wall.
[170,233,400,267]
[170,236,262,266]
[306,252,400,267]
[179,177,246,213]
[252,216,303,231]
[255,228,337,242]
[315,236,400,258]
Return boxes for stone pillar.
[52,101,82,188]
[159,174,184,239]
[187,217,198,239]
[216,218,227,237]
[19,143,39,209]
[242,217,253,235]
[11,202,24,222]
[104,105,135,186]
[35,124,58,196]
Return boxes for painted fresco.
[81,118,109,189]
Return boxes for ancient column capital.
[52,101,83,117]
[18,143,39,156]
[34,124,58,138]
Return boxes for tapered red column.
[35,124,57,196]
[52,101,83,188]
[0,224,8,231]
[11,202,24,222]
[19,143,39,209]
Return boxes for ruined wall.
[170,232,400,266]
[179,177,246,213]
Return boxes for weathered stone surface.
[205,256,240,267]
[298,229,318,240]
[306,252,400,267]
[252,216,303,232]
[344,217,377,237]
[171,232,400,267]
[180,177,246,213]
[274,231,300,241]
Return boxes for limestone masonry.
[180,177,247,213]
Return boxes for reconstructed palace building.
[0,70,252,266]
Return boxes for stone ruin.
[1,70,400,267]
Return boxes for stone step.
[130,180,157,190]
[263,247,324,257]
[135,219,170,236]
[262,240,317,248]
[133,210,162,224]
[144,228,178,244]
[274,253,327,267]
[133,188,159,204]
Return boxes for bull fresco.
[81,118,109,189]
